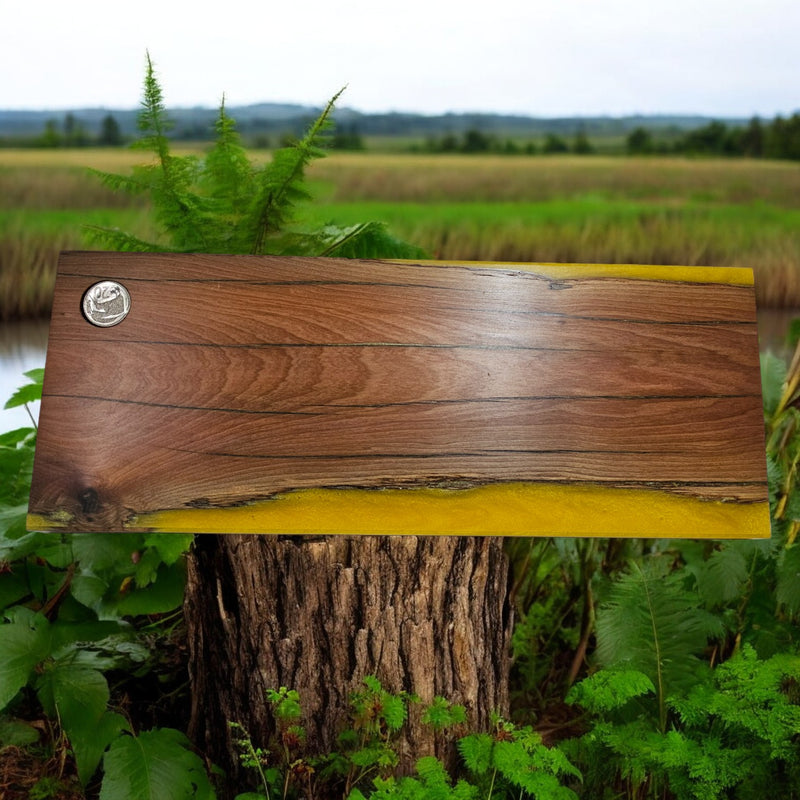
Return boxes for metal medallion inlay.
[82,281,131,327]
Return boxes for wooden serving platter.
[28,252,769,537]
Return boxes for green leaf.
[0,570,31,613]
[0,427,36,448]
[144,532,194,565]
[70,711,128,787]
[71,532,143,573]
[0,714,41,746]
[35,656,113,783]
[0,439,35,508]
[0,614,51,710]
[101,728,216,800]
[117,561,186,615]
[3,379,42,410]
[23,368,45,384]
[698,544,751,606]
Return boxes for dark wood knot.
[79,487,101,515]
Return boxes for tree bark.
[185,534,512,797]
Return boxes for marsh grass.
[0,220,72,320]
[310,153,800,207]
[3,149,800,317]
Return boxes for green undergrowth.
[229,678,580,800]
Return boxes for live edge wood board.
[28,252,769,538]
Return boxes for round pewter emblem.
[82,281,131,327]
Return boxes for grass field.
[2,148,800,318]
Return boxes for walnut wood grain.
[29,252,768,534]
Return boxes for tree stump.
[185,534,512,796]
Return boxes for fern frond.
[595,558,724,731]
[201,97,255,216]
[457,733,493,775]
[135,52,172,164]
[83,226,167,253]
[87,167,149,196]
[268,222,428,260]
[776,543,800,614]
[319,221,428,259]
[247,88,345,254]
[697,543,754,607]
[566,669,655,714]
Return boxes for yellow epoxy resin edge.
[31,483,771,537]
[426,262,755,286]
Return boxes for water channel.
[2,310,799,433]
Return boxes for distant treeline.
[415,129,594,155]
[4,110,800,160]
[416,115,800,160]
[0,111,366,152]
[3,112,127,148]
[626,115,800,159]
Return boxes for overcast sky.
[5,0,800,118]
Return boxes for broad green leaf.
[3,381,42,410]
[0,442,34,506]
[144,532,195,565]
[0,714,41,746]
[71,532,143,573]
[36,656,110,734]
[134,546,165,586]
[70,711,128,786]
[70,573,115,618]
[0,427,36,448]
[101,728,216,800]
[0,614,50,710]
[0,570,33,612]
[0,505,31,544]
[117,561,186,615]
[35,658,111,780]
